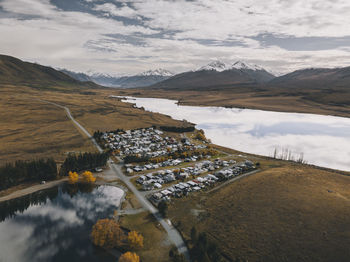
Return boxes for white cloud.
[93,3,140,19]
[1,0,350,75]
[132,0,350,38]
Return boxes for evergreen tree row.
[59,152,109,176]
[0,158,57,190]
[159,126,195,133]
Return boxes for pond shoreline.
[0,177,68,203]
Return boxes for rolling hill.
[0,55,98,89]
[269,67,350,89]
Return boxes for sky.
[1,0,350,76]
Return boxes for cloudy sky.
[1,0,350,75]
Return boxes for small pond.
[0,184,124,262]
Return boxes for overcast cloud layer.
[1,0,350,75]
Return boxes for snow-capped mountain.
[152,60,275,90]
[61,68,173,88]
[231,61,263,71]
[198,60,265,72]
[139,68,173,77]
[198,61,230,72]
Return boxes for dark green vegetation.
[0,158,57,190]
[159,126,195,133]
[0,54,99,90]
[189,228,222,262]
[59,152,109,176]
[158,200,168,217]
[0,151,108,191]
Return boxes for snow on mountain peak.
[139,68,173,77]
[232,61,263,71]
[198,61,229,72]
[198,60,265,72]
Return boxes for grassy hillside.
[0,85,191,165]
[0,54,98,90]
[168,157,350,262]
[151,69,273,90]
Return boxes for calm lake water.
[120,96,350,171]
[0,184,124,262]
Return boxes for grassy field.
[2,82,350,262]
[119,211,171,262]
[168,159,350,262]
[0,85,189,165]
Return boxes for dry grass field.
[0,85,189,165]
[120,211,172,262]
[2,83,350,262]
[168,159,350,262]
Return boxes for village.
[100,127,257,205]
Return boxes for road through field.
[41,99,191,261]
[0,178,68,203]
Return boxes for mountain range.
[151,61,275,90]
[2,54,350,94]
[61,68,173,88]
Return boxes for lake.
[0,184,124,262]
[119,96,350,171]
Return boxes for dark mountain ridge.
[0,54,98,89]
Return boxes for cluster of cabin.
[101,127,205,160]
[137,159,255,193]
[125,155,210,174]
[149,159,255,203]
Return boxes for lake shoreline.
[118,95,350,172]
[116,89,350,119]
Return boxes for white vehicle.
[154,183,162,189]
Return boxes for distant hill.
[62,68,173,88]
[0,55,98,89]
[60,69,93,82]
[150,61,275,90]
[269,67,350,89]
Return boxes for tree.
[119,252,140,262]
[91,219,125,248]
[0,158,58,191]
[128,230,144,249]
[82,171,96,183]
[195,130,207,141]
[68,171,79,184]
[158,200,168,217]
[191,226,198,244]
[169,246,186,262]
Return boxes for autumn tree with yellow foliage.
[195,129,207,141]
[91,219,125,248]
[119,252,140,262]
[127,231,144,249]
[68,171,79,184]
[82,171,96,183]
